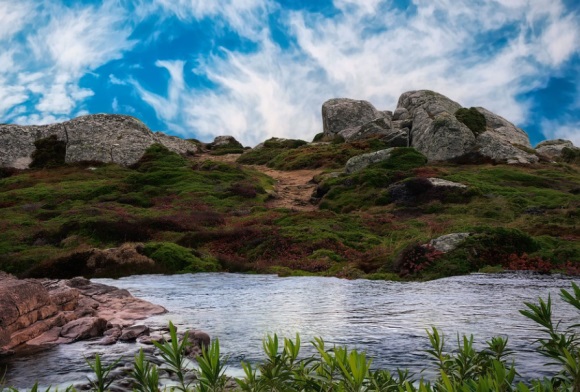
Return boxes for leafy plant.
[520,282,580,391]
[85,354,120,392]
[153,321,192,392]
[196,339,228,392]
[131,349,160,392]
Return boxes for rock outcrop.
[321,99,408,146]
[394,90,536,163]
[387,177,469,204]
[428,233,471,253]
[474,107,531,147]
[322,89,537,164]
[469,132,538,164]
[0,274,166,354]
[208,135,243,149]
[24,243,157,279]
[322,98,383,136]
[0,114,198,169]
[345,148,395,174]
[536,139,577,159]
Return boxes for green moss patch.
[454,107,486,136]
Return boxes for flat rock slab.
[1,276,167,354]
[60,317,108,341]
[119,325,150,342]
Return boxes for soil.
[193,153,324,211]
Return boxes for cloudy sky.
[1,0,579,146]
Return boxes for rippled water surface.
[2,272,579,388]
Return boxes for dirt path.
[193,153,323,211]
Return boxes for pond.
[2,272,578,388]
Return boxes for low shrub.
[434,227,541,273]
[56,219,152,244]
[312,132,324,142]
[561,147,580,164]
[454,107,486,136]
[227,181,263,198]
[30,135,67,168]
[393,243,444,276]
[142,242,218,273]
[0,167,19,179]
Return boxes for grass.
[238,139,392,170]
[0,141,579,281]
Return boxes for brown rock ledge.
[0,273,166,354]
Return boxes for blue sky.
[1,0,579,147]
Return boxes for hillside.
[0,141,578,281]
[0,89,579,281]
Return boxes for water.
[2,272,578,388]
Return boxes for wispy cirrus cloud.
[134,0,580,145]
[0,0,136,124]
[1,0,578,147]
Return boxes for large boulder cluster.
[321,90,577,164]
[0,114,198,169]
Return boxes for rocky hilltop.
[321,90,539,164]
[0,88,578,284]
[0,114,197,169]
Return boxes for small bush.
[227,181,263,198]
[312,132,324,142]
[393,243,443,276]
[441,227,541,271]
[373,148,428,171]
[454,107,486,136]
[263,138,307,149]
[142,242,218,273]
[561,147,580,164]
[30,135,67,168]
[0,167,19,179]
[331,135,345,144]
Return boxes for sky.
[0,0,579,147]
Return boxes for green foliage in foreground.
[4,283,580,392]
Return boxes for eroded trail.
[193,153,323,211]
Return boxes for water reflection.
[1,272,577,388]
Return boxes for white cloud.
[28,1,134,75]
[109,74,128,86]
[131,60,186,123]
[138,0,272,39]
[0,1,32,41]
[135,0,580,145]
[0,0,136,124]
[541,119,580,146]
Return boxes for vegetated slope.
[0,142,578,281]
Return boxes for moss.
[313,133,324,142]
[317,148,428,211]
[268,140,393,170]
[142,242,218,273]
[454,107,486,136]
[236,138,308,166]
[432,116,450,129]
[263,138,308,149]
[561,147,580,164]
[30,135,67,168]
